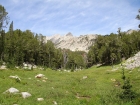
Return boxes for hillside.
[45,32,97,52]
[0,66,140,105]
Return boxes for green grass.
[0,66,140,105]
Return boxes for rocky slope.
[125,29,139,34]
[45,32,97,52]
[123,51,140,70]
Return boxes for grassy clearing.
[0,66,140,105]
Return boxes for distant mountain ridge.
[45,29,139,52]
[45,32,97,52]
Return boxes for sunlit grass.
[0,66,140,105]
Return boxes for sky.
[1,0,140,36]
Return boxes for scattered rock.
[23,62,37,70]
[9,75,21,82]
[23,62,28,67]
[21,92,32,98]
[96,64,102,67]
[3,87,19,94]
[111,78,116,82]
[0,65,7,70]
[23,66,28,69]
[3,88,32,99]
[82,76,87,79]
[27,64,32,70]
[37,98,44,101]
[0,62,6,70]
[35,74,45,78]
[15,66,19,69]
[42,80,46,82]
[53,101,57,105]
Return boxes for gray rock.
[3,87,19,94]
[21,92,31,98]
[35,74,45,78]
[0,65,7,70]
[9,75,21,82]
[37,98,44,101]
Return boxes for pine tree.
[0,30,5,61]
[0,5,9,30]
[9,21,13,34]
[119,68,136,102]
[0,5,8,62]
[136,9,140,28]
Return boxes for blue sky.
[1,0,140,36]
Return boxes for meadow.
[0,65,140,105]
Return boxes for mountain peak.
[45,33,98,52]
[65,32,73,36]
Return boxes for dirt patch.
[76,93,91,101]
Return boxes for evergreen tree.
[0,5,9,30]
[0,30,5,61]
[9,21,13,36]
[136,9,140,28]
[119,68,136,102]
[0,5,8,62]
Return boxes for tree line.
[0,23,86,70]
[87,30,140,67]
